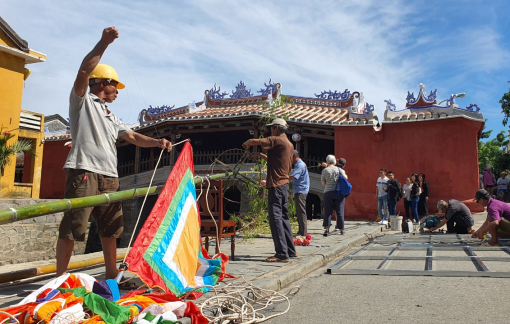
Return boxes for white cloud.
[1,0,509,134]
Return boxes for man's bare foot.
[489,241,500,246]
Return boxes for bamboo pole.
[0,171,255,225]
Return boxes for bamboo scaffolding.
[0,171,255,225]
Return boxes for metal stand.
[327,234,510,278]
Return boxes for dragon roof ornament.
[363,102,375,114]
[146,105,176,116]
[208,84,229,100]
[230,81,253,99]
[314,89,351,101]
[406,83,437,106]
[384,99,397,112]
[257,79,276,96]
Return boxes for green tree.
[0,132,34,181]
[478,122,509,173]
[500,82,510,126]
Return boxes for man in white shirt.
[376,169,389,225]
[57,27,172,280]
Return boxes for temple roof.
[383,83,483,123]
[133,81,378,132]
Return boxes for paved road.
[264,244,510,324]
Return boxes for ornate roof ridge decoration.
[384,99,397,112]
[257,79,276,96]
[230,81,253,99]
[406,83,437,107]
[138,104,188,124]
[315,89,351,101]
[383,83,483,122]
[464,103,480,113]
[146,104,176,116]
[363,102,374,114]
[348,93,379,125]
[208,84,228,99]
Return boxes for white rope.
[191,276,298,323]
[122,139,190,264]
[194,175,222,255]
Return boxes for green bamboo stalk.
[0,171,256,225]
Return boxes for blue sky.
[2,0,509,139]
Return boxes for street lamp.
[437,93,466,105]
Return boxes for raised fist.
[101,27,119,45]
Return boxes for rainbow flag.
[125,142,227,297]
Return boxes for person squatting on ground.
[243,118,296,262]
[431,199,474,234]
[418,173,429,217]
[321,155,347,236]
[409,174,421,223]
[472,189,510,246]
[57,27,172,279]
[496,172,509,201]
[289,150,310,236]
[386,171,402,217]
[376,169,389,225]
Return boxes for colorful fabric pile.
[0,273,208,323]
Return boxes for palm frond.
[0,137,35,170]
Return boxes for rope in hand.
[122,138,190,265]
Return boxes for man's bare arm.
[121,132,172,152]
[74,27,119,98]
[242,138,264,149]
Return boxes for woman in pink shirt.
[483,164,496,196]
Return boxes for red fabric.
[125,143,195,289]
[185,301,209,324]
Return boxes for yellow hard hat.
[89,64,125,89]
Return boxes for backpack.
[394,180,403,201]
[335,167,352,197]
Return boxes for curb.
[252,225,386,291]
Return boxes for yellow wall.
[0,28,45,198]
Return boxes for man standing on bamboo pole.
[56,27,172,279]
[243,118,296,262]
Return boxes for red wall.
[336,117,484,219]
[40,140,70,199]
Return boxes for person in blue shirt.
[289,150,310,236]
